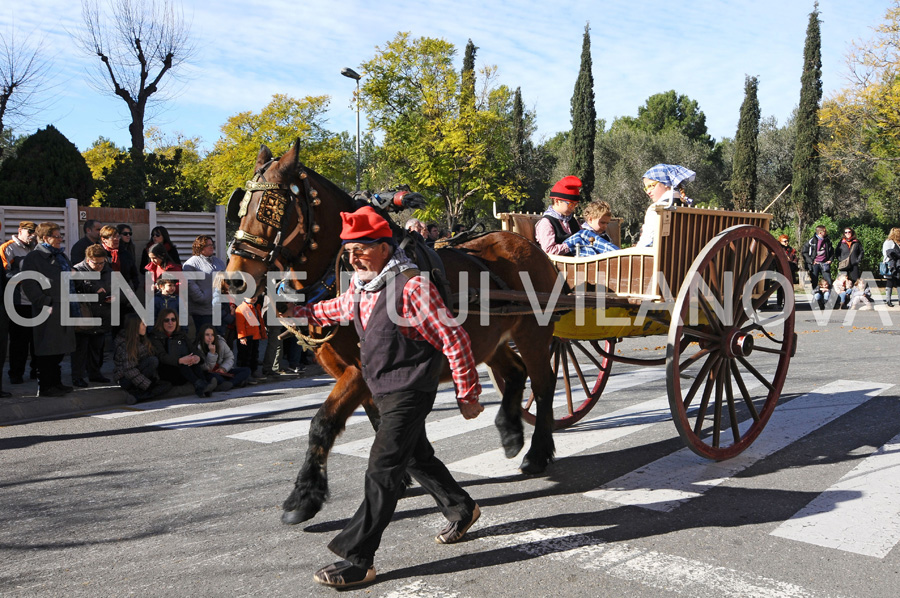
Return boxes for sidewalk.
[0,342,323,426]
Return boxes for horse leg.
[486,342,526,458]
[512,328,557,475]
[281,365,369,525]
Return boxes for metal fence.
[0,199,227,263]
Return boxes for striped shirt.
[292,275,482,403]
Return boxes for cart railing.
[498,206,773,302]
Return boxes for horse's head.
[223,139,348,300]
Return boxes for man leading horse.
[289,206,484,589]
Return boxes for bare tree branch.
[0,28,52,159]
[73,0,194,163]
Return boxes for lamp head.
[341,67,361,81]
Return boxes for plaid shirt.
[292,275,481,403]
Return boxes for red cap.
[340,206,393,243]
[549,175,582,202]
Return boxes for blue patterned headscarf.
[642,164,696,189]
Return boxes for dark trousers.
[0,300,7,392]
[119,355,159,394]
[72,333,106,380]
[158,362,206,385]
[8,303,36,378]
[809,263,832,291]
[236,338,260,371]
[35,354,64,391]
[210,366,251,387]
[327,388,475,569]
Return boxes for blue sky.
[2,0,894,154]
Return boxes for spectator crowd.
[0,219,312,402]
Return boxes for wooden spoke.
[730,360,760,421]
[678,346,713,373]
[565,343,593,400]
[736,355,776,393]
[683,353,720,411]
[724,365,741,443]
[521,338,616,430]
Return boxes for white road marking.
[771,429,900,558]
[379,580,462,598]
[147,392,332,429]
[585,380,894,511]
[446,368,672,478]
[332,405,502,458]
[226,410,371,444]
[446,518,841,598]
[91,378,330,419]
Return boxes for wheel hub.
[723,328,754,358]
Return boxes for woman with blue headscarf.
[636,164,695,247]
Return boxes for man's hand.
[458,399,484,420]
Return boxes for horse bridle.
[228,159,322,272]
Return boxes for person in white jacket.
[195,324,252,391]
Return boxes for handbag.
[838,257,851,270]
[880,262,891,277]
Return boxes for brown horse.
[223,140,559,525]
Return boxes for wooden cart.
[495,206,796,460]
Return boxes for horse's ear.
[291,138,301,168]
[255,145,273,172]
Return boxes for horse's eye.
[290,183,301,195]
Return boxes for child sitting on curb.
[848,278,873,310]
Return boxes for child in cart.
[564,200,620,257]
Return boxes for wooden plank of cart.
[493,205,797,460]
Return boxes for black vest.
[353,271,443,397]
[540,215,579,244]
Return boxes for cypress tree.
[791,2,822,243]
[731,75,761,211]
[461,39,477,110]
[0,125,95,206]
[512,86,525,169]
[571,23,596,201]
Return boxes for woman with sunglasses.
[139,225,182,271]
[116,224,137,261]
[149,308,217,397]
[836,227,863,283]
[636,164,695,247]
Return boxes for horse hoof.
[503,439,524,459]
[282,508,313,525]
[519,456,547,475]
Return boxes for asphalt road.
[2,301,900,598]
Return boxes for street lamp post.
[341,67,362,192]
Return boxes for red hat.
[549,175,582,203]
[340,206,393,243]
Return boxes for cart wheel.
[667,225,796,460]
[520,337,616,430]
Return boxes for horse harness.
[227,159,323,272]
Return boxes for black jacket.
[802,235,834,268]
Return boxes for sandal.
[313,560,376,588]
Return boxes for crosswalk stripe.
[770,429,900,558]
[147,392,333,429]
[584,380,894,512]
[91,377,331,419]
[429,518,836,598]
[332,404,502,458]
[226,410,371,444]
[445,368,669,478]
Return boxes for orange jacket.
[235,301,267,340]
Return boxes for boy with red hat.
[289,206,484,588]
[535,175,582,254]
